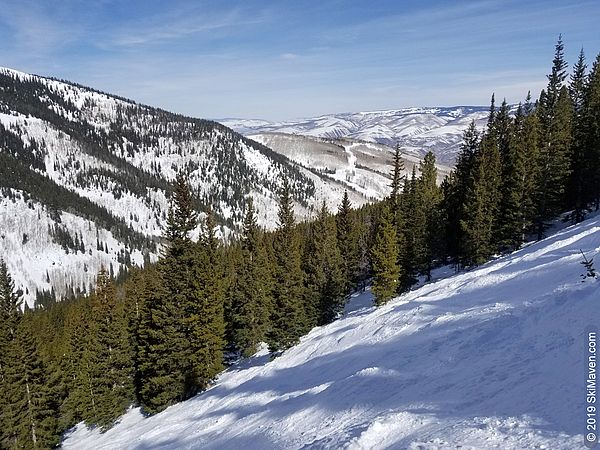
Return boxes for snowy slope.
[221,106,496,165]
[63,213,599,449]
[250,133,452,200]
[0,66,382,304]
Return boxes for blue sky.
[0,0,599,120]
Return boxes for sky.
[0,0,599,120]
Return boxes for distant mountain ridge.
[0,67,369,305]
[221,106,494,165]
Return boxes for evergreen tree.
[460,101,502,265]
[443,121,479,266]
[80,269,133,430]
[581,53,600,210]
[6,316,60,448]
[336,190,359,295]
[415,151,443,279]
[388,144,408,290]
[267,178,307,352]
[568,49,588,222]
[536,36,573,238]
[371,205,400,306]
[137,173,197,413]
[186,210,226,390]
[231,198,272,357]
[0,259,23,448]
[303,202,345,326]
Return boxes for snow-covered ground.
[221,106,494,165]
[63,214,599,449]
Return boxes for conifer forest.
[1,35,600,449]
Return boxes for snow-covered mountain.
[221,106,492,165]
[250,133,453,200]
[63,211,599,450]
[0,67,370,305]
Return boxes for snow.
[220,106,496,165]
[62,212,599,449]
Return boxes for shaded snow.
[63,213,599,449]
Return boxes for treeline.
[1,37,599,449]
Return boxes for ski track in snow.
[63,215,600,450]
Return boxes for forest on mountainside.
[1,36,600,448]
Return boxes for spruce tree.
[443,121,479,266]
[388,144,408,290]
[460,102,502,265]
[231,198,273,357]
[137,172,197,413]
[267,178,307,352]
[80,269,133,430]
[415,151,443,279]
[535,36,573,238]
[0,259,22,448]
[568,49,588,221]
[336,190,359,295]
[186,210,226,390]
[303,202,345,326]
[581,53,600,210]
[371,204,400,306]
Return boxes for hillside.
[62,212,599,449]
[249,133,452,200]
[221,106,494,165]
[0,67,370,305]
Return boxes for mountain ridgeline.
[0,67,320,304]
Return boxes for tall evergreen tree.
[0,259,23,448]
[580,53,600,210]
[568,48,588,222]
[415,151,443,279]
[80,269,133,430]
[443,121,479,265]
[336,190,359,295]
[460,100,502,265]
[535,36,573,238]
[185,210,226,390]
[231,198,273,357]
[303,202,345,326]
[371,205,400,306]
[137,172,197,413]
[268,178,307,352]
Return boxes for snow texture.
[220,106,502,165]
[63,212,600,449]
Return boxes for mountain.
[249,133,453,200]
[62,211,599,450]
[0,67,369,305]
[221,106,493,165]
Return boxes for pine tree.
[535,36,573,238]
[186,210,226,390]
[80,268,133,430]
[498,97,541,250]
[460,101,502,265]
[336,190,359,295]
[371,205,400,306]
[415,151,443,279]
[0,259,23,448]
[443,121,480,266]
[0,261,60,448]
[267,178,307,352]
[303,202,345,326]
[581,53,600,210]
[568,48,588,222]
[231,198,272,357]
[137,173,197,413]
[388,144,408,290]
